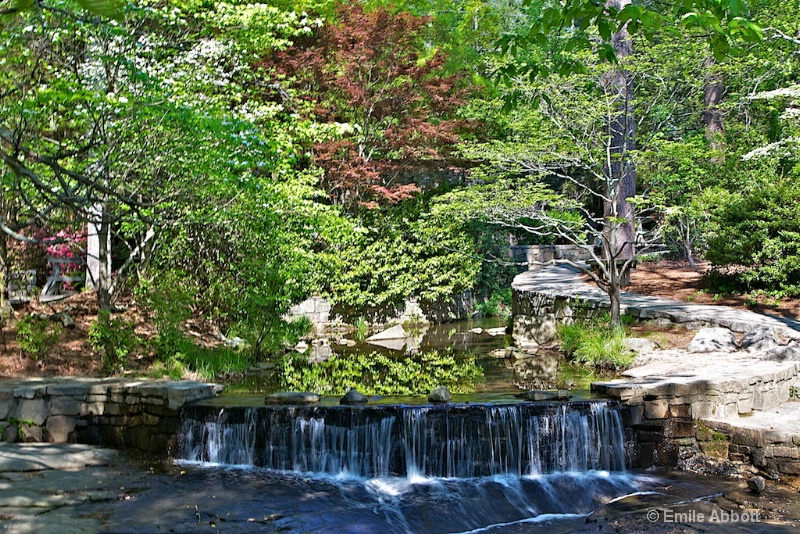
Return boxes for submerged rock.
[265,392,320,405]
[516,389,570,402]
[428,386,452,404]
[687,327,738,353]
[489,348,512,358]
[339,389,368,405]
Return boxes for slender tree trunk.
[96,203,112,311]
[603,0,636,319]
[703,56,725,153]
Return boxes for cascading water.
[179,401,626,478]
[175,401,644,532]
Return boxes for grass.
[148,328,253,381]
[557,315,634,370]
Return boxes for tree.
[0,0,340,324]
[267,3,471,209]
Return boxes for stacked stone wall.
[0,379,218,456]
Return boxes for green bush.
[88,311,139,374]
[475,288,512,318]
[705,178,800,297]
[16,315,60,360]
[557,317,633,370]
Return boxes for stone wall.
[697,419,800,478]
[286,296,332,326]
[0,379,219,456]
[509,245,593,270]
[293,292,478,328]
[512,288,603,346]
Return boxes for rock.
[339,389,368,405]
[469,328,483,334]
[223,336,249,350]
[763,342,800,362]
[623,338,659,355]
[747,476,766,494]
[366,324,407,341]
[264,392,320,405]
[741,326,780,352]
[54,312,75,329]
[427,386,452,404]
[509,349,539,360]
[337,338,357,347]
[516,389,570,401]
[486,327,507,336]
[489,348,511,358]
[687,327,738,353]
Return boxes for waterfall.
[179,402,626,479]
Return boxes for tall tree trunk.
[703,57,725,153]
[96,203,112,311]
[603,0,636,315]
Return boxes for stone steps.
[701,401,800,478]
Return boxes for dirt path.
[626,261,800,320]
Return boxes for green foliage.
[4,417,36,440]
[558,317,632,370]
[278,349,484,396]
[705,175,800,296]
[324,194,480,317]
[88,311,138,374]
[16,315,60,360]
[353,317,370,341]
[475,288,512,318]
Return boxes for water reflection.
[228,318,609,399]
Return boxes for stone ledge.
[512,265,800,344]
[0,379,220,456]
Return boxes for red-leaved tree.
[266,3,470,208]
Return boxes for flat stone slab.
[592,349,800,417]
[513,265,800,340]
[704,402,800,446]
[0,443,118,472]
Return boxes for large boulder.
[427,386,452,404]
[339,389,368,405]
[740,326,780,352]
[687,327,738,353]
[762,342,800,362]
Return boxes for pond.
[220,318,609,406]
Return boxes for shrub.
[88,311,139,374]
[475,288,512,318]
[16,315,60,360]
